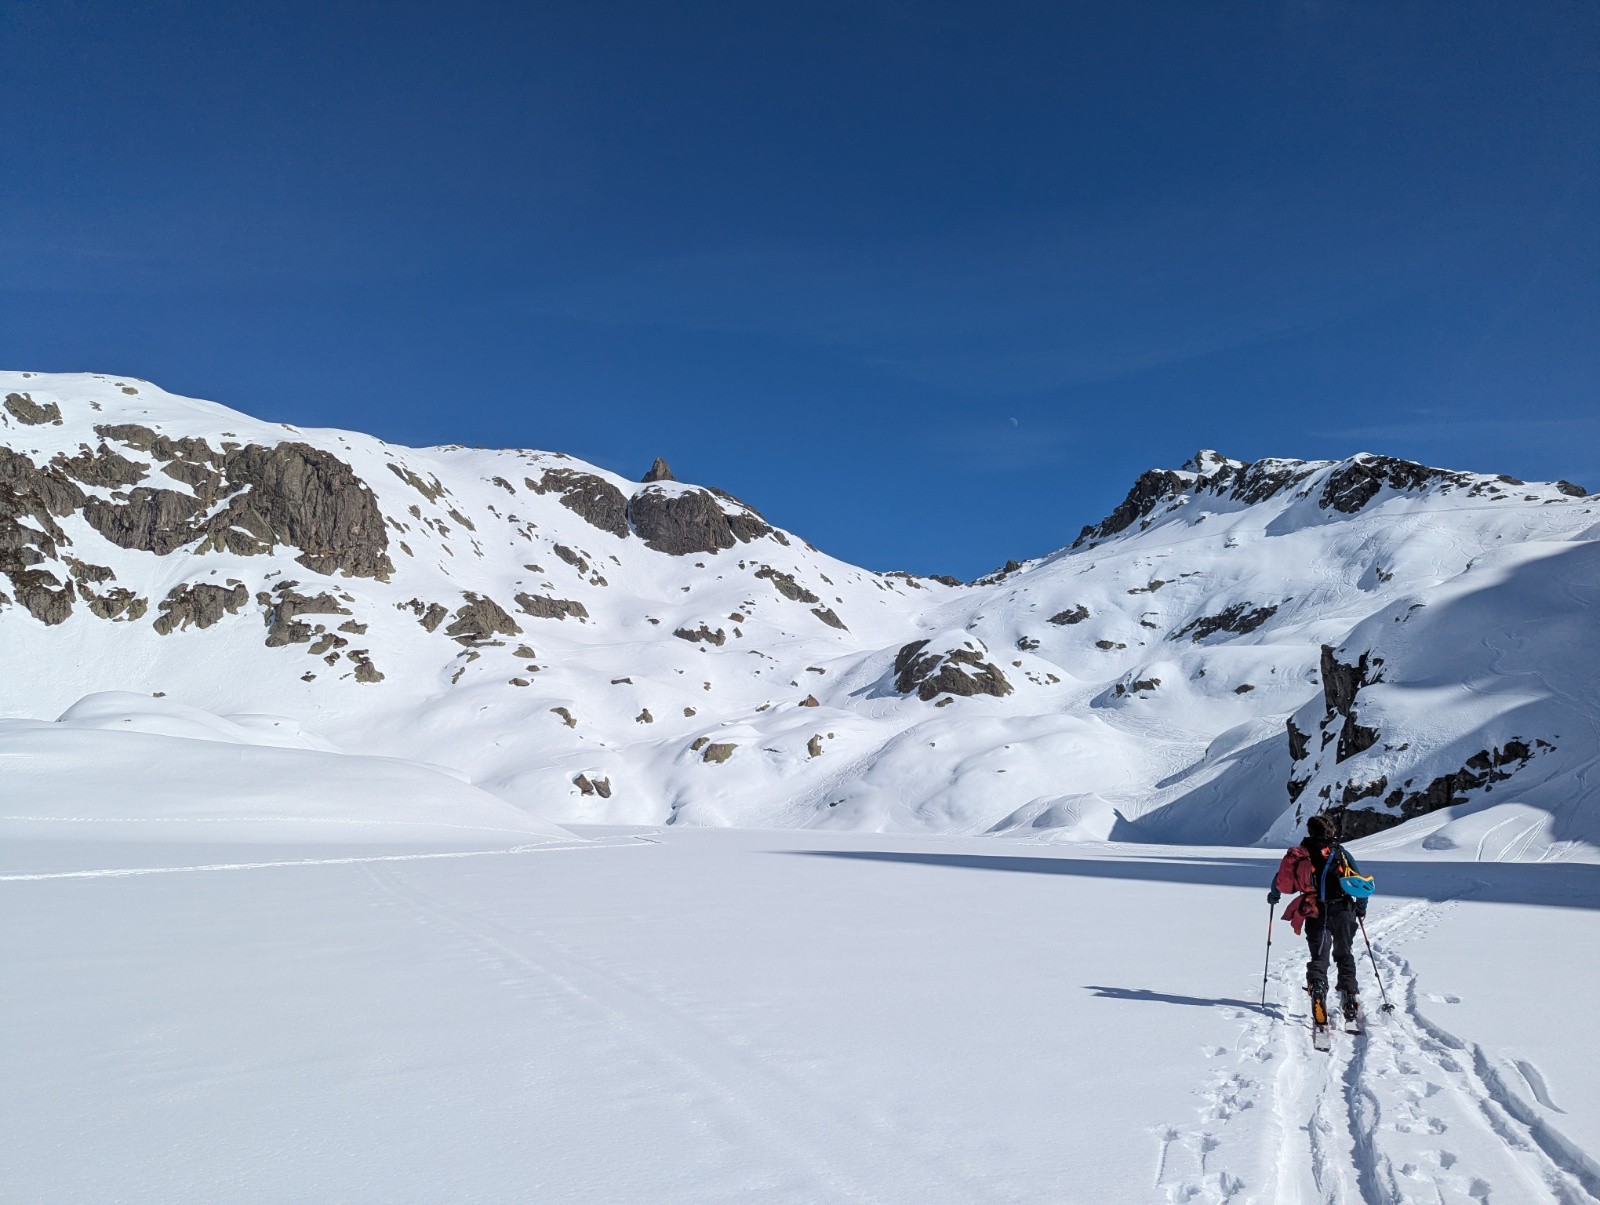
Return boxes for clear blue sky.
[2,1,1595,578]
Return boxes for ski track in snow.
[1153,892,1600,1205]
[0,834,655,883]
[362,861,1005,1205]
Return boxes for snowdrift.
[0,693,578,845]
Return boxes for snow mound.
[55,691,343,751]
[0,696,579,845]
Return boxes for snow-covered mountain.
[4,370,1596,847]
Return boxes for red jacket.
[1274,845,1320,934]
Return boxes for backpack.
[1317,842,1376,902]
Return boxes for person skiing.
[1268,813,1369,1025]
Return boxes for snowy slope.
[3,371,1597,850]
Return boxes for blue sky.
[2,1,1595,578]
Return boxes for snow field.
[3,825,1596,1203]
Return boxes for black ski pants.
[1304,903,1359,996]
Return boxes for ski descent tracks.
[361,859,1003,1204]
[1154,894,1600,1204]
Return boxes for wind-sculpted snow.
[2,371,1598,850]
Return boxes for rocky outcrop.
[401,599,449,632]
[1329,740,1550,839]
[0,449,85,624]
[514,592,589,621]
[674,624,727,647]
[811,606,847,631]
[575,773,613,797]
[83,487,205,555]
[262,584,351,647]
[526,468,629,539]
[641,457,676,483]
[1074,469,1189,546]
[3,393,62,425]
[1319,646,1382,762]
[218,443,393,578]
[445,594,521,646]
[1048,605,1089,625]
[701,742,737,764]
[52,444,149,488]
[1319,455,1469,515]
[80,435,395,579]
[893,637,1014,702]
[83,587,147,622]
[1171,603,1279,643]
[755,565,819,604]
[153,582,249,635]
[628,486,736,556]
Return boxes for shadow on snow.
[781,849,1600,911]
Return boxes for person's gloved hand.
[1267,888,1281,905]
[1356,898,1367,918]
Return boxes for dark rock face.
[1555,480,1587,497]
[641,457,676,483]
[220,443,393,579]
[6,569,73,624]
[628,486,736,556]
[702,742,737,764]
[153,582,249,635]
[1319,646,1382,762]
[1113,677,1161,697]
[893,639,1014,702]
[78,435,394,579]
[811,605,848,630]
[1075,450,1497,549]
[83,586,147,622]
[445,593,522,646]
[674,624,727,647]
[3,392,62,425]
[527,468,629,539]
[402,599,449,632]
[351,653,385,683]
[1048,605,1090,625]
[1319,456,1468,514]
[725,509,774,544]
[514,592,589,621]
[262,585,351,647]
[52,444,149,489]
[1330,740,1548,838]
[387,462,444,502]
[83,488,204,556]
[1171,603,1279,642]
[0,449,86,623]
[575,773,613,797]
[1074,469,1189,546]
[755,565,820,604]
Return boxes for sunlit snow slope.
[3,371,1596,846]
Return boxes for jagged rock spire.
[641,457,676,483]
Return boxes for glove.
[1267,888,1281,905]
[1356,899,1367,918]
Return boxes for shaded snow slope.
[3,371,1597,848]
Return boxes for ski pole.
[1358,916,1395,1012]
[1260,900,1274,1010]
